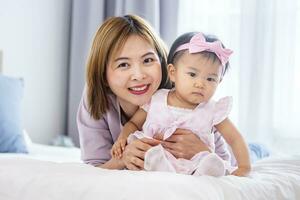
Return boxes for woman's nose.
[130,66,146,81]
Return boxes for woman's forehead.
[112,35,157,59]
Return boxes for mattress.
[0,142,81,163]
[0,155,299,200]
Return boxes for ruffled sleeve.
[212,96,233,125]
[141,89,167,112]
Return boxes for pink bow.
[175,33,233,66]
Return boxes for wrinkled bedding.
[0,155,299,200]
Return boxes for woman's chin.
[128,90,155,105]
[133,98,149,106]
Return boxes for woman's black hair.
[167,32,230,76]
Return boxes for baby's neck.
[167,90,199,110]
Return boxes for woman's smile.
[128,84,150,95]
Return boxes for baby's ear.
[168,64,176,82]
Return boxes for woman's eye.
[118,63,129,68]
[144,58,154,64]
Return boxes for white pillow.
[23,129,33,152]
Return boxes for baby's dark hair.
[167,32,230,76]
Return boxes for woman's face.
[106,35,162,109]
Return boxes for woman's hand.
[154,129,210,160]
[121,138,160,170]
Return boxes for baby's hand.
[111,137,127,159]
[231,166,251,177]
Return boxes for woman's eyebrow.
[141,52,155,58]
[114,52,155,62]
[114,57,129,62]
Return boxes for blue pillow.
[0,75,28,153]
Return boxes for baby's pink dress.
[128,89,236,176]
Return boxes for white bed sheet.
[0,155,299,200]
[0,143,81,163]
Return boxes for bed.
[1,75,300,200]
[0,140,81,163]
[0,144,300,200]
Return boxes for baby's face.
[170,52,222,108]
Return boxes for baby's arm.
[111,108,147,158]
[215,118,251,176]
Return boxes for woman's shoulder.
[105,92,121,115]
[107,91,118,105]
[80,86,119,119]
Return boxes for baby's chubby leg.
[144,144,176,172]
[193,153,225,177]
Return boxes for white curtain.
[178,0,300,150]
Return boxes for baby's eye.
[188,72,196,77]
[117,63,129,68]
[207,77,217,82]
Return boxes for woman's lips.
[128,84,150,95]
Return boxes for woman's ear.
[168,64,176,83]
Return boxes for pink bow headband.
[174,33,233,66]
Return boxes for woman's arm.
[77,94,114,166]
[77,89,157,170]
[155,129,211,160]
[215,118,251,176]
[121,137,160,170]
[97,115,158,170]
[78,98,139,170]
[97,158,126,169]
[99,110,158,170]
[77,89,127,169]
[154,129,232,162]
[99,139,156,170]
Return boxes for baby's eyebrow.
[208,73,218,77]
[187,66,199,71]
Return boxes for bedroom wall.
[0,0,71,144]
